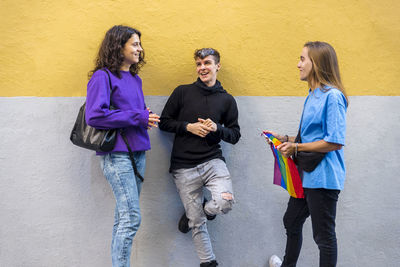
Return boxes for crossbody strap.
[295,112,304,144]
[102,68,144,182]
[120,130,144,182]
[101,69,114,109]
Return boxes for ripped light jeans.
[172,158,234,263]
[101,151,146,267]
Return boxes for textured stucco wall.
[1,1,399,266]
[1,0,400,97]
[1,96,399,267]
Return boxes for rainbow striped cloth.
[263,132,304,198]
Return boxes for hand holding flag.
[262,131,304,198]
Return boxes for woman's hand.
[277,142,296,158]
[147,108,160,129]
[187,122,213,138]
[263,130,283,144]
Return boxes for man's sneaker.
[203,198,216,221]
[200,260,218,267]
[269,255,282,267]
[178,212,191,233]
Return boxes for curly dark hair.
[88,25,145,79]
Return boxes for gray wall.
[0,96,399,267]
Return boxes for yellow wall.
[1,0,399,96]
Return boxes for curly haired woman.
[85,25,160,267]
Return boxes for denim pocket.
[109,152,133,174]
[209,159,230,177]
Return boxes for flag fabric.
[263,132,304,198]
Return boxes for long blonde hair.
[305,41,348,106]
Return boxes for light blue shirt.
[300,86,347,190]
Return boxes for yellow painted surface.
[0,0,399,96]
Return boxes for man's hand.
[147,108,160,130]
[187,122,212,138]
[198,118,217,132]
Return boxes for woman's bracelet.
[295,143,298,157]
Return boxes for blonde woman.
[266,41,348,267]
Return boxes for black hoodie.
[159,78,241,171]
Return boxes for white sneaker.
[269,255,282,267]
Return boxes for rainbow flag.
[263,132,304,198]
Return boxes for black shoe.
[200,260,218,267]
[203,198,216,221]
[178,212,191,233]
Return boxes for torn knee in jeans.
[219,192,234,213]
[221,192,233,201]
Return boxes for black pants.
[281,188,340,267]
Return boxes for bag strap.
[295,113,303,144]
[120,130,144,182]
[294,128,301,143]
[101,68,144,182]
[295,93,314,143]
[101,69,114,109]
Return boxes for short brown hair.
[194,48,220,64]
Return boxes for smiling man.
[159,48,241,267]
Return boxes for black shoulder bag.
[70,69,144,181]
[70,69,117,152]
[292,128,326,172]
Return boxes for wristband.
[295,143,298,157]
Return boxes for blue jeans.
[101,152,146,267]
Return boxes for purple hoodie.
[85,69,150,155]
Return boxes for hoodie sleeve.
[159,86,188,135]
[85,71,149,130]
[206,95,241,145]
